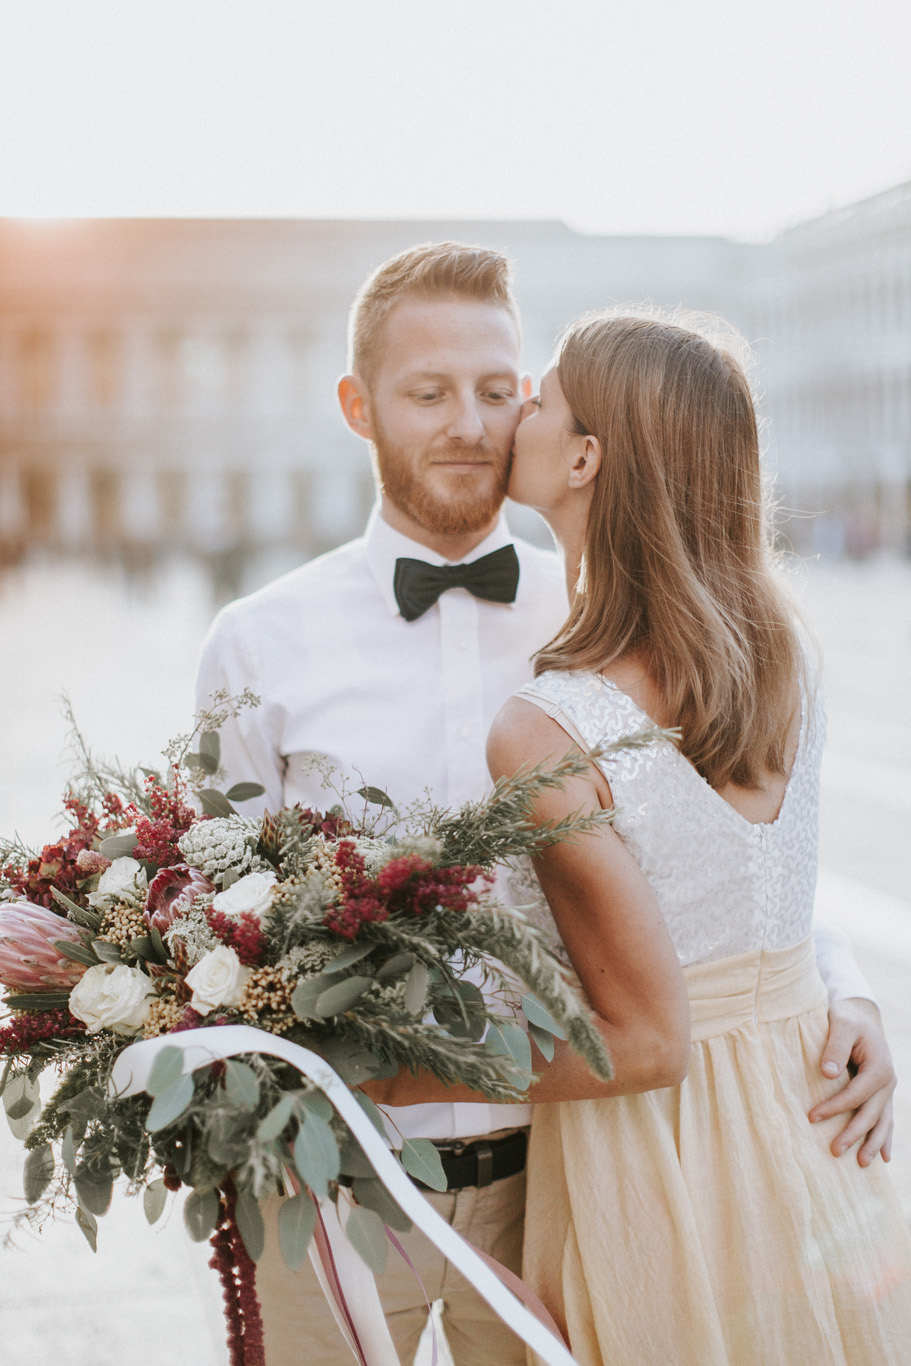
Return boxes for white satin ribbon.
[112,1025,578,1366]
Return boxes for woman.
[490,307,911,1364]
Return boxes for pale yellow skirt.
[524,938,911,1365]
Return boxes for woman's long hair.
[534,308,804,790]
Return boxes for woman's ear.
[567,435,602,490]
[338,374,374,439]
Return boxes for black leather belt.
[414,1128,529,1192]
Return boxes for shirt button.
[458,726,471,739]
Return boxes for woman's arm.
[366,697,690,1108]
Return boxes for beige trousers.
[257,1168,527,1366]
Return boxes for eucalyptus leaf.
[184,1188,220,1242]
[375,952,415,981]
[146,1074,194,1131]
[51,887,102,929]
[296,1089,334,1123]
[315,1038,391,1085]
[223,1061,260,1111]
[146,1046,185,1098]
[352,1090,387,1135]
[61,1125,78,1177]
[206,1113,252,1169]
[352,1177,411,1233]
[225,782,266,802]
[315,975,373,1016]
[75,1205,98,1252]
[54,940,102,968]
[344,1205,388,1273]
[3,1074,40,1122]
[129,936,157,962]
[92,939,125,964]
[221,867,239,890]
[75,1168,113,1216]
[277,1192,316,1271]
[200,788,235,819]
[23,1144,54,1204]
[98,832,138,859]
[403,960,429,1015]
[324,941,376,973]
[235,1190,265,1262]
[290,976,330,1021]
[3,991,72,1011]
[485,1023,509,1057]
[498,1023,533,1075]
[65,1085,105,1123]
[256,1094,297,1144]
[338,1139,376,1179]
[292,1112,340,1199]
[148,925,168,962]
[399,1139,447,1192]
[355,785,395,810]
[528,1021,556,1063]
[199,730,221,767]
[187,751,219,776]
[143,1178,167,1225]
[521,993,568,1040]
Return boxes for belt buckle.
[473,1141,494,1188]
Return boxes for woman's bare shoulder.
[487,694,580,780]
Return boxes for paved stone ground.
[0,554,908,1365]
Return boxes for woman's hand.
[809,996,896,1165]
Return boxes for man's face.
[361,298,522,538]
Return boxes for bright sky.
[1,0,910,240]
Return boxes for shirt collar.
[364,503,516,617]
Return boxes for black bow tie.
[393,544,520,622]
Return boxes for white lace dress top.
[510,669,824,969]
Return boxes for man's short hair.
[347,241,520,386]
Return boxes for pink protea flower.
[146,864,215,935]
[0,902,89,991]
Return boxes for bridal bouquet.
[0,693,630,1364]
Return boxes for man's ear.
[568,435,602,490]
[338,374,373,439]
[520,373,533,400]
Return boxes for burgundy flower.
[0,902,89,991]
[145,864,215,934]
[75,849,112,876]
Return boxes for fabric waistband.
[684,936,828,1042]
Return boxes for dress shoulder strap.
[517,669,649,752]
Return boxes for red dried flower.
[206,910,267,966]
[0,1007,86,1055]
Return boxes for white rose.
[184,945,251,1016]
[211,871,277,919]
[69,963,154,1036]
[88,856,147,907]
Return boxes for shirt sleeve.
[813,921,878,1007]
[194,607,286,817]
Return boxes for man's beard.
[373,430,511,537]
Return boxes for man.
[196,242,894,1366]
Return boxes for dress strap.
[515,690,590,753]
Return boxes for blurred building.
[745,180,911,558]
[0,193,908,591]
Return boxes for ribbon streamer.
[113,1025,578,1366]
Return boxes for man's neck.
[379,495,502,563]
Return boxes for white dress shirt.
[196,506,874,1139]
[195,507,570,1139]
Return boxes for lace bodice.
[508,669,825,969]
